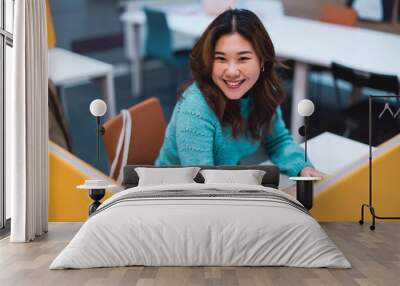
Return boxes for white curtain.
[7,0,48,242]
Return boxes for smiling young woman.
[156,9,323,178]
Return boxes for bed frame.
[121,165,317,210]
[122,165,280,189]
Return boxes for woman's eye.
[239,57,250,61]
[214,57,226,61]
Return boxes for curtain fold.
[8,0,48,242]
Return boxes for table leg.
[350,86,362,104]
[291,61,309,143]
[391,0,399,24]
[55,85,71,124]
[100,72,117,118]
[296,180,314,210]
[88,189,105,215]
[124,22,143,97]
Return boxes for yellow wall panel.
[311,141,400,222]
[46,0,56,48]
[49,151,113,222]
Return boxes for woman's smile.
[223,79,246,89]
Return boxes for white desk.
[301,132,372,175]
[48,48,117,118]
[265,132,372,189]
[121,4,400,142]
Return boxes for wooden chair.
[103,97,167,180]
[320,4,358,26]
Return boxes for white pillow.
[200,169,266,185]
[135,167,200,186]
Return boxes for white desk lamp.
[89,99,107,161]
[289,99,320,210]
[77,99,114,216]
[297,99,315,162]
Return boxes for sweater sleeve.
[262,107,313,176]
[175,94,216,165]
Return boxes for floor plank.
[0,222,399,286]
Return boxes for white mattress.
[50,183,350,269]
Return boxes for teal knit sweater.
[155,83,312,176]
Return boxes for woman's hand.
[300,166,326,178]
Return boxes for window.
[1,0,14,232]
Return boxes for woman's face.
[212,32,262,100]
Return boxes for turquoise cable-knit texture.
[155,83,312,176]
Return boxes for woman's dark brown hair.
[186,8,285,140]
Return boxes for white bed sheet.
[50,183,350,269]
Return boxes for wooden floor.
[0,222,399,286]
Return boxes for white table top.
[77,179,117,190]
[48,48,114,86]
[288,176,322,181]
[301,132,373,175]
[121,4,400,79]
[267,17,400,76]
[265,132,372,189]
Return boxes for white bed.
[50,183,351,269]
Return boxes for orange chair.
[320,4,358,26]
[103,97,166,180]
